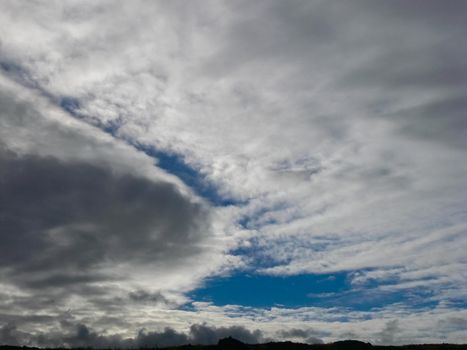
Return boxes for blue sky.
[191,273,350,309]
[0,0,467,347]
[189,272,439,312]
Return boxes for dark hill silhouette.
[2,338,467,350]
[218,336,249,350]
[330,340,372,349]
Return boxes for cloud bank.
[0,322,264,348]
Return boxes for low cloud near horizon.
[0,322,265,348]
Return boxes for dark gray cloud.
[335,1,467,89]
[355,0,467,28]
[437,317,467,333]
[210,0,467,146]
[339,45,467,91]
[127,323,264,347]
[135,327,189,348]
[0,323,20,346]
[390,96,467,149]
[278,328,325,344]
[0,146,209,291]
[62,324,131,349]
[206,1,466,72]
[2,323,263,348]
[326,3,467,152]
[189,324,263,345]
[128,290,172,306]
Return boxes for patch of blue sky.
[59,96,81,115]
[315,286,437,312]
[190,272,349,308]
[189,271,439,311]
[136,144,241,207]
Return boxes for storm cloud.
[0,147,209,288]
[0,322,263,348]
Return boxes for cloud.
[135,327,189,348]
[0,0,467,345]
[376,320,400,345]
[62,324,130,349]
[0,146,209,279]
[0,70,231,342]
[189,324,263,345]
[4,302,467,347]
[0,323,20,346]
[55,323,263,348]
[278,328,324,344]
[126,324,264,347]
[22,323,262,348]
[128,291,172,306]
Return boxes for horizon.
[0,0,466,347]
[1,337,466,348]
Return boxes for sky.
[0,0,467,346]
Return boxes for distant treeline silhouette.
[1,337,467,350]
